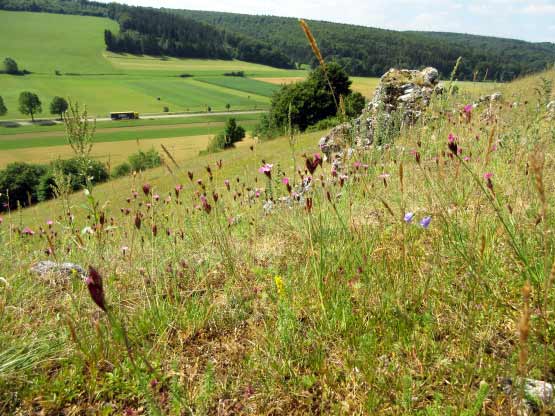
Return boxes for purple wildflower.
[404,212,415,223]
[22,227,35,235]
[420,216,432,229]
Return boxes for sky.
[96,0,555,43]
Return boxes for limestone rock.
[319,66,443,159]
[502,378,554,415]
[475,92,503,106]
[319,122,352,158]
[30,260,87,285]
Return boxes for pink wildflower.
[22,227,35,235]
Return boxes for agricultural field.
[2,69,555,414]
[104,53,304,78]
[196,77,280,98]
[0,11,306,121]
[0,114,262,166]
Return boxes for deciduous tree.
[50,96,68,119]
[18,92,42,121]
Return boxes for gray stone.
[490,92,502,101]
[30,260,87,283]
[319,66,443,160]
[502,378,554,415]
[475,92,503,106]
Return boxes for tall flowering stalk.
[299,19,339,111]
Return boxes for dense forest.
[174,10,555,80]
[1,0,554,80]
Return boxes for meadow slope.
[1,69,554,414]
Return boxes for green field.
[0,11,119,74]
[0,10,305,121]
[0,113,262,135]
[0,121,258,150]
[196,76,280,97]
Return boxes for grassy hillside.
[1,69,554,414]
[0,11,119,74]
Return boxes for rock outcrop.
[319,66,443,164]
[502,378,554,415]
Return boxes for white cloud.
[522,3,555,14]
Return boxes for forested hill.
[1,0,554,80]
[173,9,555,81]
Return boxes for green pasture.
[0,120,258,151]
[0,74,271,120]
[0,113,262,135]
[104,52,306,77]
[0,10,304,121]
[196,76,280,97]
[0,11,119,74]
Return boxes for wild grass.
[1,68,554,414]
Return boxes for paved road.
[2,110,266,126]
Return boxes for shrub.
[3,57,19,75]
[265,62,352,133]
[204,118,246,153]
[163,106,169,113]
[127,148,162,172]
[0,96,7,117]
[223,71,245,77]
[344,92,365,117]
[37,158,109,201]
[112,162,131,178]
[0,162,47,210]
[204,134,227,154]
[306,116,342,132]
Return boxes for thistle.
[142,183,151,196]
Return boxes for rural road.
[3,110,266,126]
